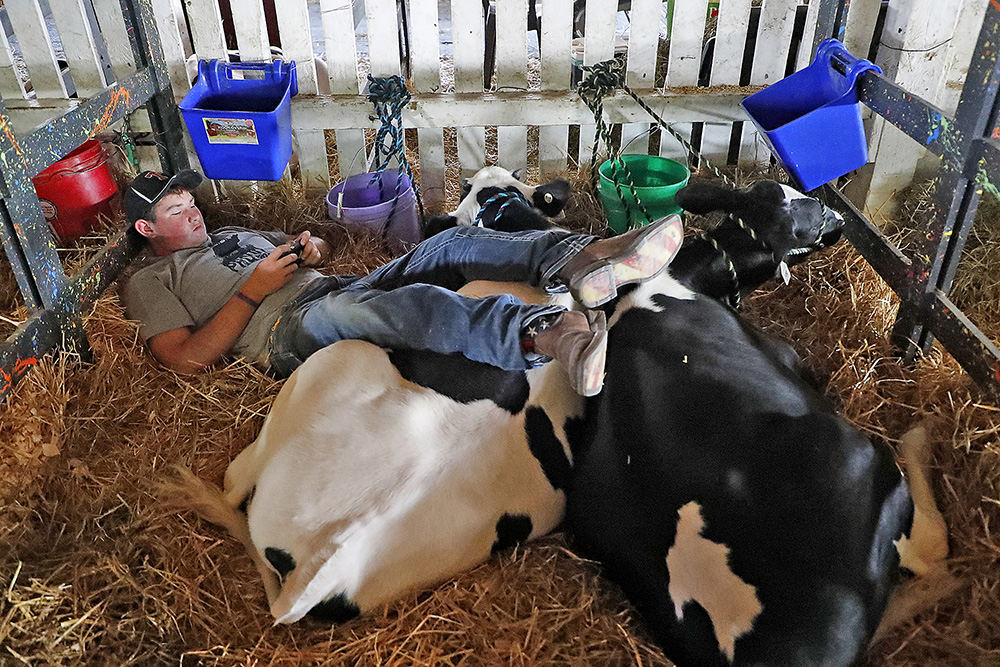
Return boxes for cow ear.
[510,168,525,182]
[674,180,740,214]
[424,215,458,237]
[745,179,786,203]
[532,178,571,217]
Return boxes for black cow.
[564,183,949,665]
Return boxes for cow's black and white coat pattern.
[562,185,949,665]
[219,283,580,624]
[171,177,945,662]
[425,166,572,236]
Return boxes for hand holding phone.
[280,237,307,263]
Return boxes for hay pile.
[1,168,998,665]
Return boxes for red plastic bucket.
[32,140,118,241]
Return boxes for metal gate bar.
[0,0,188,403]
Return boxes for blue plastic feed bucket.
[741,39,881,192]
[179,59,298,181]
[327,172,422,251]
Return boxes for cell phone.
[280,238,307,263]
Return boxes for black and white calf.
[564,187,949,665]
[670,179,843,307]
[424,166,571,236]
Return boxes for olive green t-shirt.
[121,227,324,366]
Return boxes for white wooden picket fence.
[0,0,981,215]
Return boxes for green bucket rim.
[597,154,691,190]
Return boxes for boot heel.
[573,264,616,308]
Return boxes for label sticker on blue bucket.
[203,118,259,145]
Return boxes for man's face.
[146,190,207,252]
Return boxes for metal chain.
[366,75,426,233]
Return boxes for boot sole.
[575,328,608,397]
[572,215,684,308]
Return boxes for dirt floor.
[0,165,998,665]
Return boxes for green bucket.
[598,154,690,234]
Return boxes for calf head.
[676,179,844,266]
[426,166,571,236]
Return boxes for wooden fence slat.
[366,0,401,77]
[499,126,528,171]
[336,130,368,179]
[496,0,528,169]
[626,0,661,90]
[295,129,330,192]
[451,0,484,93]
[283,90,746,129]
[90,0,136,82]
[795,0,822,71]
[701,0,752,163]
[274,0,326,192]
[5,0,67,98]
[666,0,707,87]
[229,0,271,62]
[150,0,191,94]
[738,0,797,165]
[458,125,486,178]
[47,0,106,96]
[749,0,797,86]
[844,0,881,61]
[580,0,620,166]
[862,0,964,218]
[320,0,360,95]
[495,0,527,90]
[184,0,228,62]
[320,0,364,178]
[417,127,445,211]
[409,0,441,92]
[274,0,317,94]
[0,24,29,100]
[661,0,706,160]
[619,0,661,160]
[538,0,572,175]
[410,0,443,210]
[451,0,485,175]
[936,0,986,115]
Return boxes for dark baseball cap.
[124,169,203,224]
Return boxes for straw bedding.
[1,168,998,665]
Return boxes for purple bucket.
[326,171,422,251]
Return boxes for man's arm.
[149,244,299,373]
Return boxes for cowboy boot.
[531,310,608,397]
[556,214,684,308]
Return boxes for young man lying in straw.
[120,169,683,396]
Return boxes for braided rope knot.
[366,75,412,174]
[365,74,425,235]
[577,59,624,109]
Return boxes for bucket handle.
[197,59,298,97]
[813,39,882,86]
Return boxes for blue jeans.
[268,225,595,377]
